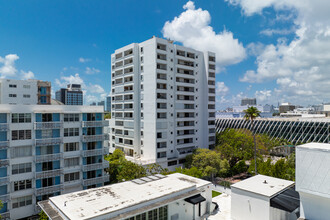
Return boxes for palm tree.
[243,106,261,175]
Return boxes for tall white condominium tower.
[0,80,109,220]
[109,37,216,168]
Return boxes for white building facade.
[0,104,109,219]
[109,37,216,168]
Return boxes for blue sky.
[1,0,329,109]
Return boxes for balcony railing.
[82,161,109,172]
[0,194,9,203]
[81,134,109,142]
[0,159,9,167]
[0,176,9,186]
[35,153,62,163]
[0,141,9,149]
[82,175,109,186]
[0,123,9,131]
[35,137,63,146]
[34,122,63,130]
[1,212,10,220]
[82,147,109,157]
[35,184,63,196]
[82,120,109,127]
[36,169,63,179]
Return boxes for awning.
[184,194,206,205]
[270,186,300,213]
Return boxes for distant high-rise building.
[279,102,296,113]
[98,101,105,111]
[109,37,216,168]
[0,79,51,105]
[241,98,257,106]
[106,96,111,112]
[55,84,83,105]
[90,102,96,106]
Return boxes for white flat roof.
[0,104,103,113]
[231,174,294,197]
[48,173,210,220]
[296,143,330,151]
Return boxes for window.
[9,94,17,97]
[12,113,31,123]
[9,84,17,88]
[157,152,166,158]
[42,113,53,122]
[11,146,32,158]
[64,128,79,137]
[157,142,167,148]
[64,142,79,152]
[41,177,54,187]
[12,163,32,175]
[23,85,31,89]
[64,172,80,182]
[13,179,32,191]
[12,195,32,209]
[64,114,79,122]
[23,94,30,98]
[42,162,53,171]
[64,157,80,167]
[12,130,31,140]
[39,145,54,155]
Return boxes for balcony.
[35,184,63,196]
[35,153,62,163]
[0,141,9,150]
[0,123,9,131]
[0,194,9,203]
[1,212,10,220]
[82,120,109,128]
[82,175,109,186]
[0,176,9,186]
[82,161,109,172]
[35,137,63,146]
[82,147,109,157]
[36,169,63,179]
[34,122,63,130]
[82,134,109,142]
[0,159,9,167]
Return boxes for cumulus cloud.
[230,0,330,104]
[216,82,229,95]
[260,28,295,36]
[85,67,100,75]
[162,1,246,70]
[55,73,107,104]
[79,57,91,63]
[20,70,35,80]
[255,90,272,102]
[0,54,19,78]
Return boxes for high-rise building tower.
[106,96,111,112]
[241,98,257,106]
[109,37,216,168]
[55,84,83,105]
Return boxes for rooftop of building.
[296,143,330,151]
[216,116,330,122]
[231,174,295,197]
[40,173,211,220]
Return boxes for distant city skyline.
[1,0,329,108]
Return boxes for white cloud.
[255,90,272,102]
[162,1,246,70]
[216,82,229,95]
[79,57,91,63]
[230,0,330,105]
[55,73,84,88]
[88,84,105,94]
[85,67,100,75]
[260,28,295,36]
[20,70,35,80]
[0,54,19,78]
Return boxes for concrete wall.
[231,187,270,220]
[299,189,330,219]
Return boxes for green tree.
[104,113,111,119]
[243,106,261,175]
[39,210,49,220]
[0,200,2,219]
[145,164,170,175]
[175,167,203,178]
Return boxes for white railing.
[35,153,62,162]
[82,161,109,172]
[34,122,63,130]
[82,148,109,157]
[0,159,9,167]
[82,120,109,127]
[0,194,9,203]
[35,169,63,179]
[82,175,109,186]
[35,184,62,196]
[0,141,9,149]
[0,176,9,186]
[81,134,109,142]
[0,123,9,131]
[35,137,63,146]
[1,211,10,220]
